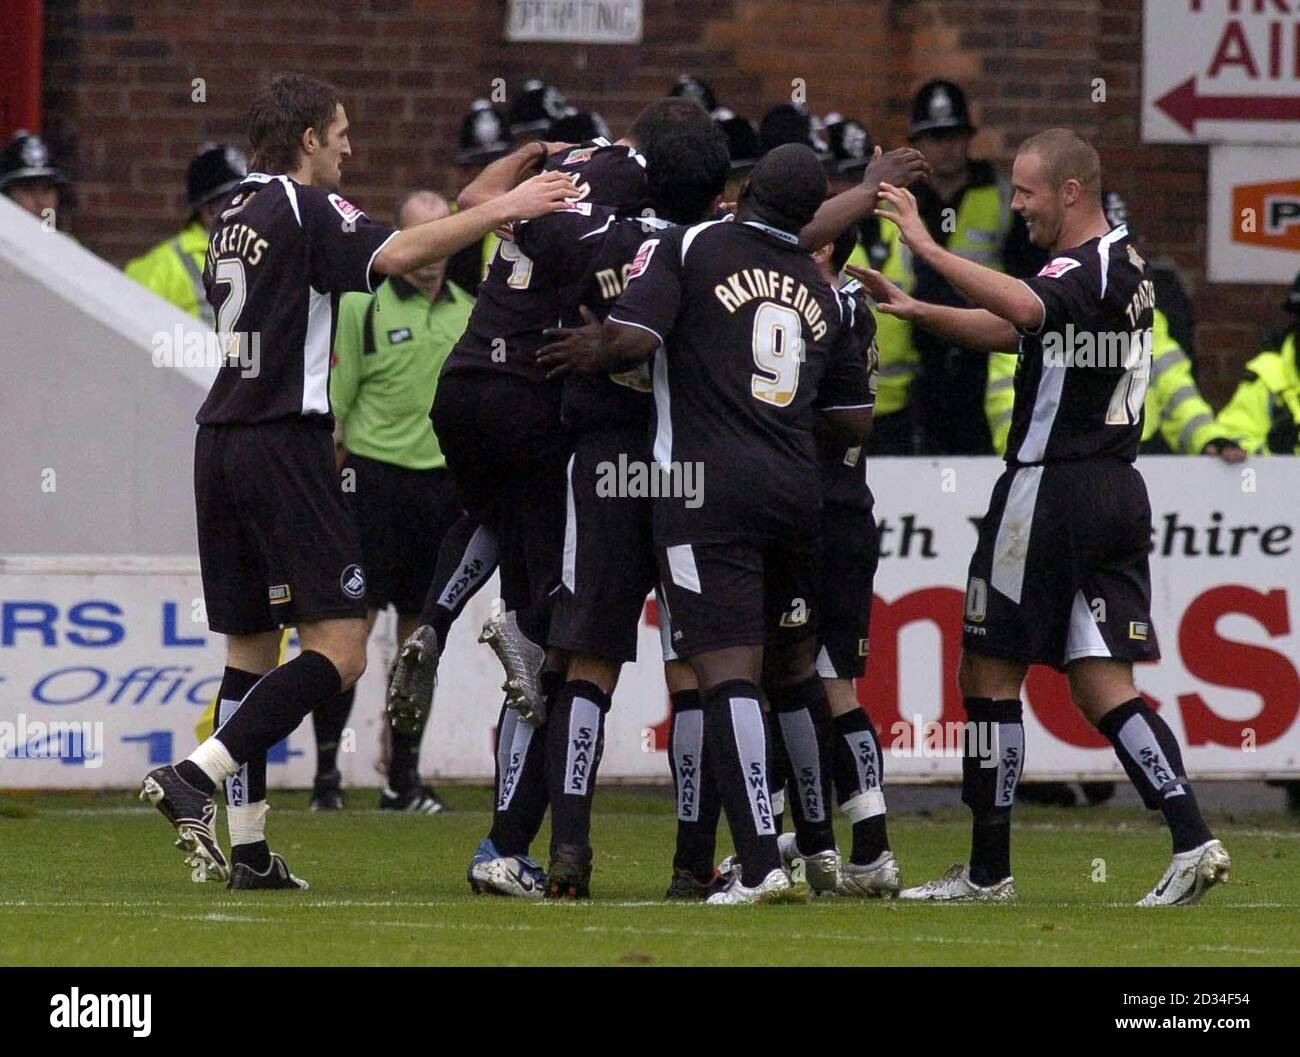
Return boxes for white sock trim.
[842,789,886,823]
[227,800,269,847]
[187,737,239,785]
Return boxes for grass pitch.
[2,788,1297,966]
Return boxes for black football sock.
[704,680,781,887]
[1098,697,1213,853]
[769,674,836,855]
[312,686,354,777]
[545,680,610,854]
[668,689,721,879]
[177,666,262,794]
[488,699,550,857]
[962,697,1024,887]
[419,515,498,642]
[762,708,789,836]
[831,708,891,864]
[212,650,342,766]
[389,724,424,792]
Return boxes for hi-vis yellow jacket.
[852,177,1010,418]
[125,220,214,325]
[986,307,1221,456]
[1216,333,1300,455]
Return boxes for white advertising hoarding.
[1,459,1297,788]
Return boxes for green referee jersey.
[330,275,475,470]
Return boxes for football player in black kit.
[138,73,573,888]
[538,143,879,904]
[768,226,899,898]
[854,128,1230,907]
[411,99,725,898]
[521,123,733,898]
[535,146,929,900]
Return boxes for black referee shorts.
[816,506,880,680]
[343,453,462,615]
[194,420,366,635]
[655,530,820,660]
[549,428,658,664]
[963,459,1160,672]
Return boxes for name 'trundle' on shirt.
[1009,223,1155,465]
[196,173,396,427]
[607,220,874,542]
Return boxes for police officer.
[904,80,1023,455]
[0,130,69,226]
[1218,272,1300,457]
[314,189,476,814]
[125,144,248,324]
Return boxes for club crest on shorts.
[964,577,987,623]
[1129,620,1149,641]
[268,584,291,605]
[340,564,366,601]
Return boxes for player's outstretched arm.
[534,308,659,379]
[374,171,573,276]
[798,147,931,251]
[846,264,1019,352]
[874,182,1042,330]
[457,141,570,209]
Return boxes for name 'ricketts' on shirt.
[195,172,397,429]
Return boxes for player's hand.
[1202,439,1248,463]
[499,170,576,221]
[535,305,604,379]
[863,146,931,191]
[874,182,935,255]
[844,263,923,321]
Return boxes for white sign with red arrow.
[1143,1,1300,144]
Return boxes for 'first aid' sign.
[1144,1,1300,144]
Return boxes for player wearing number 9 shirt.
[855,128,1228,908]
[568,144,876,903]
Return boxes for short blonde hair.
[1017,128,1101,198]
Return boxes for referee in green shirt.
[312,190,475,813]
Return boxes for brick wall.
[41,0,1288,403]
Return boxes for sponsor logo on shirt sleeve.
[1037,256,1082,279]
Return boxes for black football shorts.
[816,506,879,680]
[655,530,820,659]
[549,428,659,664]
[962,459,1160,672]
[195,420,366,634]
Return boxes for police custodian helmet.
[909,80,975,137]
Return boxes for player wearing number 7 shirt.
[854,128,1229,907]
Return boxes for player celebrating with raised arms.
[852,128,1230,906]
